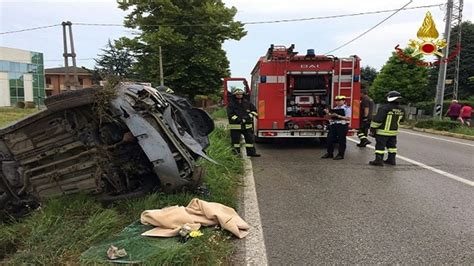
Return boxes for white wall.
[0,47,31,63]
[23,73,33,102]
[0,72,11,106]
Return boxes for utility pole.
[447,0,463,100]
[62,21,80,91]
[159,46,164,86]
[433,0,453,118]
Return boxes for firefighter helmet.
[232,87,245,95]
[386,91,402,102]
[335,95,346,100]
[157,85,174,94]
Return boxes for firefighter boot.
[384,153,396,165]
[357,138,371,147]
[369,154,384,166]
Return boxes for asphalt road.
[251,129,473,264]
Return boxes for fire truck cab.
[223,44,361,140]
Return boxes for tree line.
[93,1,473,104]
[364,21,474,104]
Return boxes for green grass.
[0,126,244,264]
[450,126,474,136]
[211,107,227,119]
[0,108,39,128]
[403,119,474,136]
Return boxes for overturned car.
[0,83,215,216]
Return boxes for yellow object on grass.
[189,230,203,238]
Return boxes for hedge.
[415,100,474,116]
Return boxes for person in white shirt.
[321,95,351,160]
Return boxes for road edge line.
[347,138,474,187]
[242,155,268,265]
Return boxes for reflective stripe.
[371,121,381,128]
[397,116,403,127]
[360,136,367,139]
[233,144,241,147]
[250,111,258,117]
[375,150,385,154]
[376,129,398,136]
[231,115,238,120]
[228,124,241,130]
[245,124,253,129]
[244,144,254,147]
[384,114,392,131]
[388,148,397,153]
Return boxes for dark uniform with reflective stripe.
[227,97,259,156]
[370,102,405,165]
[357,94,374,146]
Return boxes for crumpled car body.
[0,83,214,217]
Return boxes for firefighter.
[321,95,351,160]
[369,91,405,166]
[357,89,374,147]
[227,88,261,157]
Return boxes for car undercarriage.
[0,83,215,218]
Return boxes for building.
[0,47,46,107]
[45,66,93,96]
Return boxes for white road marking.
[399,130,474,147]
[240,144,268,265]
[348,138,474,187]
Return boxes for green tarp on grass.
[80,220,185,264]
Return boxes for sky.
[1,0,473,81]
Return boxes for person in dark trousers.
[321,95,351,160]
[227,88,261,157]
[357,89,374,147]
[369,91,405,166]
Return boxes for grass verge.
[0,126,243,264]
[402,119,474,136]
[211,107,227,120]
[0,108,39,128]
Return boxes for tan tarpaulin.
[140,198,250,238]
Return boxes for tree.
[369,48,428,104]
[94,40,134,78]
[427,21,474,99]
[360,65,378,90]
[117,0,246,99]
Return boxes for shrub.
[415,100,474,116]
[414,119,462,131]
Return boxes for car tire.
[44,88,99,111]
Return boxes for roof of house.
[45,66,92,75]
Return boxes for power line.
[0,4,443,35]
[243,4,442,24]
[325,0,414,54]
[0,24,61,35]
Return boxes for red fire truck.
[223,44,361,140]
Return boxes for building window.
[46,77,51,85]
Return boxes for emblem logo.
[408,12,446,57]
[394,11,460,67]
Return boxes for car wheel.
[44,88,99,111]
